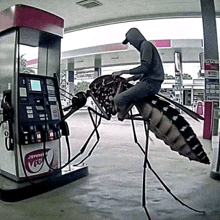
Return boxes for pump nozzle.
[63,92,87,111]
[59,92,87,125]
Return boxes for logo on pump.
[25,149,54,173]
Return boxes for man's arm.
[126,74,142,81]
[112,70,142,82]
[112,69,130,77]
[129,41,153,75]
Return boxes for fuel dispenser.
[0,5,88,201]
[17,74,62,179]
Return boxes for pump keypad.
[19,74,62,145]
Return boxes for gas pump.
[17,73,62,180]
[0,5,88,201]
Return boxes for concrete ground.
[0,109,220,220]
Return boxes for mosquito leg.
[142,121,152,220]
[130,113,145,154]
[130,113,151,218]
[73,107,103,165]
[131,114,206,214]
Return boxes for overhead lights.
[76,0,102,9]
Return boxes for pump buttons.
[35,130,41,143]
[48,129,54,141]
[20,125,60,145]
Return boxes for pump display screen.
[30,80,41,91]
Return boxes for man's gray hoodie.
[124,28,164,82]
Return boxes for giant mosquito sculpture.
[61,74,209,219]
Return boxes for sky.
[61,18,213,78]
[22,17,220,58]
[22,18,220,78]
[61,18,206,51]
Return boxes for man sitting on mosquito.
[112,28,164,121]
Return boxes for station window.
[19,45,38,75]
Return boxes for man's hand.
[112,70,130,78]
[112,71,123,78]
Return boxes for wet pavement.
[0,109,220,220]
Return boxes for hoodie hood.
[122,28,146,51]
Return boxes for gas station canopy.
[0,0,219,33]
